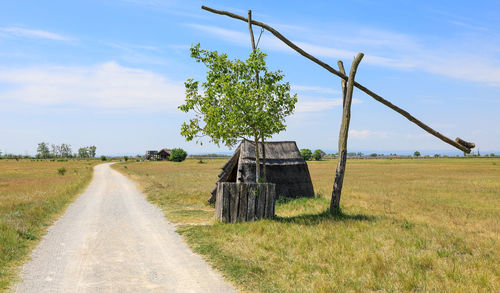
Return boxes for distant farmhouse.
[145,148,171,161]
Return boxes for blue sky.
[1,0,499,156]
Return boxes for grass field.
[114,158,500,292]
[0,159,96,291]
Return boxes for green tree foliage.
[37,142,50,159]
[313,149,326,161]
[89,145,97,158]
[170,148,187,162]
[100,155,107,161]
[78,147,90,158]
[414,151,421,157]
[60,144,72,158]
[179,44,297,181]
[300,149,312,161]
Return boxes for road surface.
[14,163,236,293]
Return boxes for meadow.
[114,157,500,292]
[0,159,96,291]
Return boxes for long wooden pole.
[201,5,474,154]
[331,54,363,212]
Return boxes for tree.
[170,148,187,162]
[300,149,312,161]
[414,151,421,157]
[312,149,326,161]
[51,144,61,158]
[179,44,297,182]
[60,144,72,158]
[89,145,97,158]
[78,147,89,158]
[37,142,50,159]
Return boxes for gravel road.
[14,163,236,293]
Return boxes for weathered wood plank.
[222,183,230,222]
[229,183,239,223]
[237,183,248,222]
[246,184,256,222]
[215,182,223,221]
[256,184,265,219]
[265,183,276,218]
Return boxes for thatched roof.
[209,139,314,203]
[239,140,304,163]
[158,148,171,155]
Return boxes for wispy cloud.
[295,97,362,113]
[349,129,388,139]
[187,22,500,86]
[0,27,73,41]
[107,42,161,52]
[0,62,185,113]
[291,85,339,95]
[186,24,411,68]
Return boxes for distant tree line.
[36,142,96,159]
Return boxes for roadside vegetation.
[114,157,499,292]
[0,159,97,291]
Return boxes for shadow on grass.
[274,209,377,225]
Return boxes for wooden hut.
[158,148,171,160]
[208,139,315,203]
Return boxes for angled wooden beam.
[201,5,474,154]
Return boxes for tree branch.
[201,5,474,154]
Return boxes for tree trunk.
[261,136,267,182]
[248,10,266,182]
[331,53,364,213]
[254,133,261,183]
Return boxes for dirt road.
[14,163,236,293]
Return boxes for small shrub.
[300,149,312,160]
[124,156,129,161]
[57,167,66,176]
[100,155,107,161]
[170,148,187,162]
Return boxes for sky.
[1,0,499,156]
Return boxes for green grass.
[0,159,97,292]
[114,158,500,292]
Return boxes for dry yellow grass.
[0,159,96,291]
[115,158,500,292]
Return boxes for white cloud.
[349,129,388,139]
[0,62,185,113]
[291,85,339,95]
[187,22,500,86]
[295,97,362,113]
[1,27,73,41]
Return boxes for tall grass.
[0,160,96,291]
[114,158,500,292]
